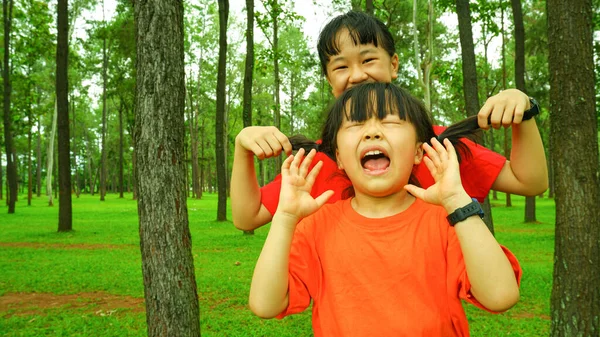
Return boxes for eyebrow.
[329,48,379,65]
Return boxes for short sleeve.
[260,176,282,216]
[276,219,320,319]
[458,138,506,202]
[447,227,522,314]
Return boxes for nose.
[363,119,383,140]
[349,65,368,84]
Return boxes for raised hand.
[276,148,334,223]
[404,138,468,208]
[235,126,293,160]
[477,88,530,129]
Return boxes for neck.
[351,190,416,218]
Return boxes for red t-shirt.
[261,126,506,215]
[277,198,522,336]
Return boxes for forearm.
[249,213,297,318]
[231,141,271,230]
[493,119,548,196]
[445,194,520,312]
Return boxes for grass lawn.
[0,192,553,336]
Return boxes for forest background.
[1,0,599,336]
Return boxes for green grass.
[0,192,553,336]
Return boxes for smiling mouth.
[361,150,391,172]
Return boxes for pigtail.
[288,134,320,152]
[433,115,482,163]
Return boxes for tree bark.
[511,0,536,222]
[119,100,124,198]
[57,0,72,231]
[455,0,494,233]
[47,100,58,206]
[271,0,282,174]
[548,0,600,336]
[3,0,16,213]
[134,1,200,336]
[100,0,108,201]
[216,0,229,221]
[36,114,42,197]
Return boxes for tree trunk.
[100,0,108,201]
[119,100,124,198]
[272,0,282,174]
[47,100,58,206]
[36,115,42,197]
[511,0,536,222]
[215,0,229,221]
[57,0,72,231]
[365,0,374,15]
[242,0,255,235]
[3,0,16,213]
[27,92,32,206]
[134,1,200,336]
[547,0,600,336]
[0,145,3,200]
[455,0,494,233]
[72,98,80,198]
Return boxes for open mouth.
[361,149,391,172]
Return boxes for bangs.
[340,83,411,123]
[322,25,382,61]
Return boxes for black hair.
[290,82,482,198]
[317,10,396,76]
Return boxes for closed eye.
[363,58,376,64]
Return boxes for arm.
[405,139,519,312]
[249,149,333,318]
[231,126,292,231]
[478,89,548,196]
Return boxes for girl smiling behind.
[249,82,521,337]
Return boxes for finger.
[274,132,294,156]
[430,138,449,161]
[281,153,294,175]
[246,142,266,160]
[423,142,441,168]
[512,102,526,125]
[501,102,516,127]
[477,101,492,129]
[265,133,285,156]
[290,148,305,175]
[314,190,335,208]
[443,138,458,163]
[489,104,505,129]
[423,156,438,176]
[404,184,426,201]
[299,149,316,178]
[256,139,274,158]
[305,160,323,187]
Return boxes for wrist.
[273,211,301,231]
[442,192,473,214]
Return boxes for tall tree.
[510,0,536,222]
[2,0,16,213]
[57,0,72,231]
[215,0,229,221]
[455,0,494,234]
[241,0,255,235]
[100,0,108,201]
[134,1,200,336]
[547,0,600,335]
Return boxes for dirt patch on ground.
[0,292,145,317]
[0,242,136,250]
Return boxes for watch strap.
[522,97,540,121]
[446,198,485,226]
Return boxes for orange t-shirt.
[277,198,522,337]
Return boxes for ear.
[336,149,344,170]
[390,53,399,80]
[414,142,424,165]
